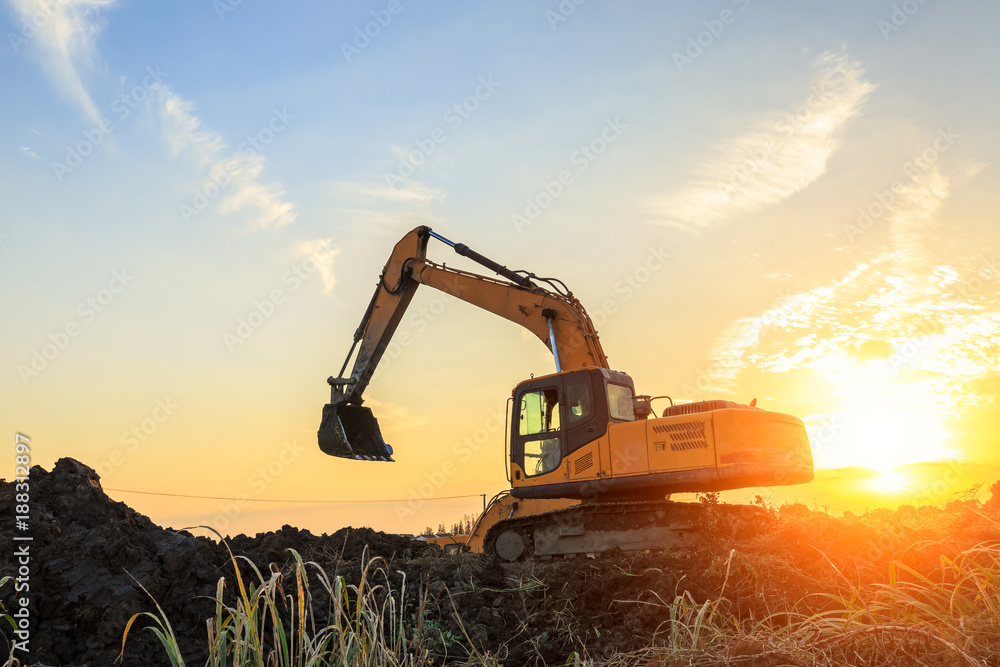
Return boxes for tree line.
[420,513,476,537]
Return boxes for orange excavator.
[319,227,813,560]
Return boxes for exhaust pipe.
[317,378,394,461]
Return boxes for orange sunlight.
[869,469,909,493]
[801,354,958,494]
[830,359,954,470]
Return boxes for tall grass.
[118,512,1000,667]
[622,549,739,654]
[581,518,1000,666]
[0,576,17,667]
[797,536,1000,665]
[122,536,495,666]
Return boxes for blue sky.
[2,0,999,535]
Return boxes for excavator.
[318,226,814,561]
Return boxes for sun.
[869,469,908,493]
[806,359,955,472]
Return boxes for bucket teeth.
[318,401,394,461]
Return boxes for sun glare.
[807,359,955,472]
[869,469,908,493]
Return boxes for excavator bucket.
[317,402,394,461]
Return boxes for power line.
[103,487,484,504]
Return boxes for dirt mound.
[229,523,426,567]
[0,458,430,667]
[7,459,994,666]
[0,458,780,666]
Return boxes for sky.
[2,0,998,537]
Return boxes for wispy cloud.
[156,85,296,229]
[299,237,340,293]
[7,0,117,123]
[653,52,876,230]
[699,163,1000,467]
[18,146,39,159]
[706,163,954,391]
[327,178,447,235]
[9,0,295,230]
[886,163,949,297]
[339,178,446,206]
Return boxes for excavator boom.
[319,226,608,460]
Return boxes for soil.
[0,459,435,667]
[1,458,997,666]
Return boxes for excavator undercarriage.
[482,499,766,561]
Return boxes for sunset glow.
[2,1,998,537]
[823,361,956,471]
[869,469,909,494]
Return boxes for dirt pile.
[0,459,431,666]
[3,459,997,666]
[0,458,787,665]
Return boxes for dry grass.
[0,576,16,667]
[569,508,1000,666]
[110,501,1000,666]
[122,529,499,666]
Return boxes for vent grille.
[573,452,594,475]
[652,421,708,451]
[662,400,749,418]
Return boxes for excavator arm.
[319,226,608,461]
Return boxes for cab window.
[519,388,560,435]
[608,383,635,421]
[517,387,562,477]
[566,374,594,425]
[523,437,561,476]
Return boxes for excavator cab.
[510,369,634,486]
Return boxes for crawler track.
[483,500,766,561]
